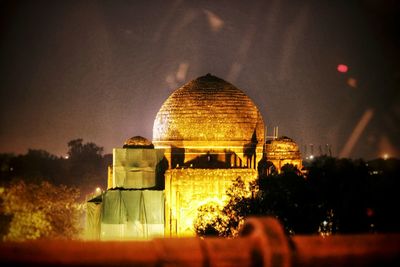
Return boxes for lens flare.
[337,64,348,73]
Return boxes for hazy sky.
[1,0,399,159]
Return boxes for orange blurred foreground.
[0,217,399,267]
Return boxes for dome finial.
[197,73,225,83]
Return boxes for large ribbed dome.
[152,74,264,146]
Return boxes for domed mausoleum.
[86,74,302,239]
[265,136,303,173]
[154,74,265,236]
[153,74,265,169]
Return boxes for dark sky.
[0,0,399,160]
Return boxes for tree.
[66,139,108,194]
[365,158,400,232]
[306,156,373,233]
[1,139,110,200]
[194,203,228,237]
[67,139,103,160]
[8,149,61,184]
[0,153,14,184]
[195,166,323,237]
[0,180,82,241]
[307,156,400,233]
[256,166,323,234]
[195,158,400,237]
[194,177,254,237]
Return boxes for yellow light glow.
[165,168,257,237]
[265,137,303,173]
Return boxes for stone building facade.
[86,74,302,239]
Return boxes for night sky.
[1,0,399,160]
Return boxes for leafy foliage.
[0,139,111,197]
[194,177,254,237]
[67,139,103,162]
[66,139,108,194]
[3,149,61,184]
[194,203,227,237]
[195,157,400,237]
[195,168,322,237]
[0,139,111,241]
[0,180,83,241]
[306,156,400,233]
[256,167,323,234]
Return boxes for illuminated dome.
[265,136,301,160]
[153,74,265,147]
[123,136,154,148]
[264,136,303,173]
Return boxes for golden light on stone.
[164,169,257,236]
[153,74,265,170]
[153,74,264,144]
[153,74,265,236]
[87,74,303,239]
[265,136,302,173]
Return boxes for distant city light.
[347,77,357,88]
[95,187,101,193]
[383,154,389,160]
[64,155,69,159]
[309,155,314,160]
[337,64,348,73]
[366,208,374,217]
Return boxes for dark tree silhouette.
[65,139,108,195]
[195,167,323,237]
[256,165,323,234]
[7,149,61,184]
[195,157,400,237]
[67,139,103,160]
[0,139,111,198]
[306,156,400,233]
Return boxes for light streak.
[339,109,374,158]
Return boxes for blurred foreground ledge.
[0,217,399,267]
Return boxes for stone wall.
[164,168,257,236]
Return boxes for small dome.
[123,136,154,148]
[152,74,264,146]
[265,136,301,160]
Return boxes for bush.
[0,180,83,241]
